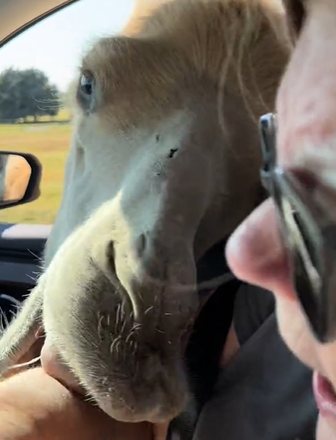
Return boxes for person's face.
[226,1,336,438]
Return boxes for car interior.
[0,1,244,436]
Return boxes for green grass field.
[24,108,72,123]
[0,122,72,224]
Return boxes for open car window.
[0,0,135,225]
[0,0,135,320]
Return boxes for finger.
[41,336,84,394]
[0,367,153,440]
[2,327,45,380]
[41,339,171,437]
[153,422,170,440]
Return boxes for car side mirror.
[0,151,42,210]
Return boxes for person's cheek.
[227,0,336,371]
[317,415,336,440]
[228,0,336,302]
[277,0,336,174]
[275,0,336,375]
[316,342,336,399]
[276,294,319,371]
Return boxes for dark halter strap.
[168,239,243,439]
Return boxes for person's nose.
[226,0,336,301]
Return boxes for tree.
[34,82,61,119]
[0,68,26,122]
[0,68,61,122]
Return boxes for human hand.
[0,367,156,440]
[0,331,168,440]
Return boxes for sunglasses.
[259,113,336,344]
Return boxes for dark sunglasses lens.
[277,193,332,342]
[258,113,336,343]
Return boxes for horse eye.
[79,71,94,96]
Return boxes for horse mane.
[70,0,291,129]
[125,0,291,88]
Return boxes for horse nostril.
[133,233,147,260]
[104,240,123,290]
[106,240,116,273]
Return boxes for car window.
[0,0,135,224]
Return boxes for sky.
[0,0,135,91]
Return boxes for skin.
[0,309,240,440]
[0,369,156,440]
[225,0,336,439]
[0,337,164,440]
[0,0,290,427]
[0,154,31,203]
